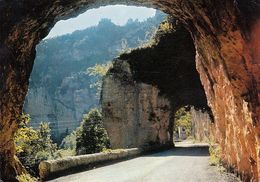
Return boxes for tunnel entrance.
[16,5,170,178]
[15,6,212,178]
[173,106,213,143]
[22,6,166,143]
[1,0,259,181]
[101,19,210,149]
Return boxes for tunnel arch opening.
[173,105,213,143]
[18,5,172,178]
[101,19,211,149]
[0,0,259,181]
[23,5,166,143]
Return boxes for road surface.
[49,142,240,182]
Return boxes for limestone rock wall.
[23,73,97,142]
[102,60,172,148]
[190,107,213,142]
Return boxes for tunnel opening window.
[18,5,166,176]
[173,106,213,143]
[23,6,165,142]
[173,106,192,141]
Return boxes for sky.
[46,5,156,39]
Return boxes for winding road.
[49,142,240,182]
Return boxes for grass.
[16,173,37,182]
[209,143,221,166]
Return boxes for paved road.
[50,142,240,182]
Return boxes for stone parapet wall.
[39,148,141,180]
[39,144,172,180]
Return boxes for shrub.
[76,108,110,154]
[209,144,221,166]
[15,114,57,176]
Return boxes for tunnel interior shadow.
[145,145,210,157]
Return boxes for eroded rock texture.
[190,107,213,142]
[102,60,172,148]
[0,0,259,181]
[102,22,208,148]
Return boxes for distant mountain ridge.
[23,11,166,142]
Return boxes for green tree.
[76,108,110,154]
[174,107,192,136]
[15,115,57,176]
[36,122,57,156]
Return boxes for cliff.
[102,60,173,148]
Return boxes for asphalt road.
[49,142,240,182]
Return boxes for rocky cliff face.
[0,0,259,181]
[102,60,173,148]
[190,107,213,142]
[23,72,97,141]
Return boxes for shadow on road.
[147,145,209,157]
[144,142,210,157]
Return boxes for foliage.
[16,173,37,182]
[209,143,221,166]
[15,115,57,176]
[87,62,112,77]
[86,62,112,98]
[76,108,110,154]
[174,107,192,136]
[15,114,38,154]
[60,130,77,150]
[158,20,174,33]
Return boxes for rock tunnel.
[101,20,210,148]
[0,0,259,181]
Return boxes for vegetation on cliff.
[86,62,112,98]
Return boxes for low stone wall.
[39,148,141,180]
